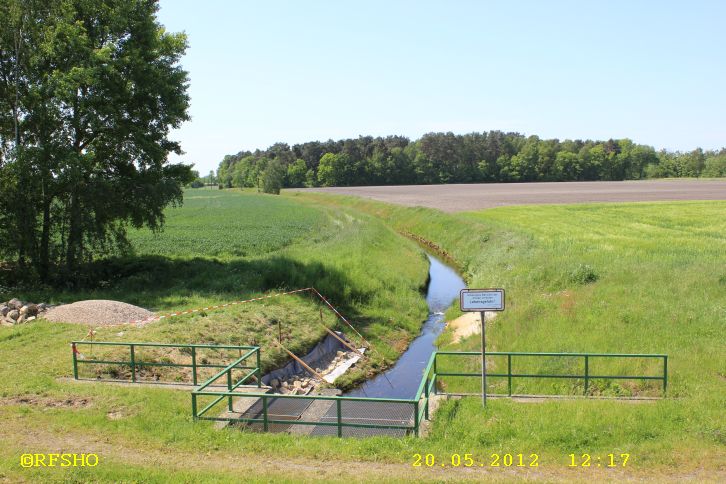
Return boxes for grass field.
[1,189,724,482]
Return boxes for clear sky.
[157,0,726,174]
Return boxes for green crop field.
[128,189,326,258]
[1,189,724,482]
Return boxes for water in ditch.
[344,254,467,399]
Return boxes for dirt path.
[2,417,722,483]
[292,179,726,212]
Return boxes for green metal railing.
[432,351,669,396]
[192,390,418,437]
[69,342,667,437]
[71,341,261,387]
[191,350,667,437]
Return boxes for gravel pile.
[43,300,154,325]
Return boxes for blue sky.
[157,1,726,174]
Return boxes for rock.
[0,305,9,317]
[16,315,26,324]
[37,303,48,312]
[281,381,289,388]
[7,309,19,321]
[270,378,280,388]
[8,298,23,310]
[26,316,36,322]
[292,380,302,390]
[20,304,38,317]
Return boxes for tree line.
[217,132,726,191]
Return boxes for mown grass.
[1,189,724,481]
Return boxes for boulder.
[20,304,38,317]
[16,315,26,324]
[8,298,23,310]
[6,309,19,321]
[0,305,9,317]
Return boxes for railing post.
[72,343,79,380]
[424,374,430,420]
[191,346,197,386]
[256,348,261,388]
[414,401,419,437]
[227,369,233,411]
[262,395,269,432]
[336,399,342,438]
[433,353,437,395]
[663,356,668,394]
[130,344,136,383]
[191,393,197,420]
[507,354,512,396]
[584,355,589,395]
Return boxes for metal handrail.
[434,351,668,395]
[71,341,260,387]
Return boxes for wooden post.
[273,340,325,381]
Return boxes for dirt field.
[293,179,726,212]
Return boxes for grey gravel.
[42,299,154,325]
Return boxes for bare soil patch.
[447,312,497,343]
[294,179,726,212]
[0,395,92,409]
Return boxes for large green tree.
[0,0,193,279]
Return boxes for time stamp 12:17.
[411,453,630,468]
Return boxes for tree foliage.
[218,131,722,189]
[0,0,193,280]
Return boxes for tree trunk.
[38,194,51,279]
[66,189,82,272]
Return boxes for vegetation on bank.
[0,189,723,481]
[295,192,726,469]
[218,132,726,190]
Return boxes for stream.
[345,254,467,399]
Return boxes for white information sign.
[460,289,505,312]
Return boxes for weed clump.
[569,264,599,285]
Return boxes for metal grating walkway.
[308,400,415,438]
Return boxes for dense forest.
[216,132,726,191]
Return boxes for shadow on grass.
[5,255,372,323]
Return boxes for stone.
[37,303,48,311]
[20,304,38,317]
[7,309,19,321]
[270,378,280,388]
[26,316,36,322]
[281,381,289,388]
[8,298,23,310]
[292,380,302,390]
[16,315,26,324]
[0,305,9,317]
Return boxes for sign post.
[460,289,505,407]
